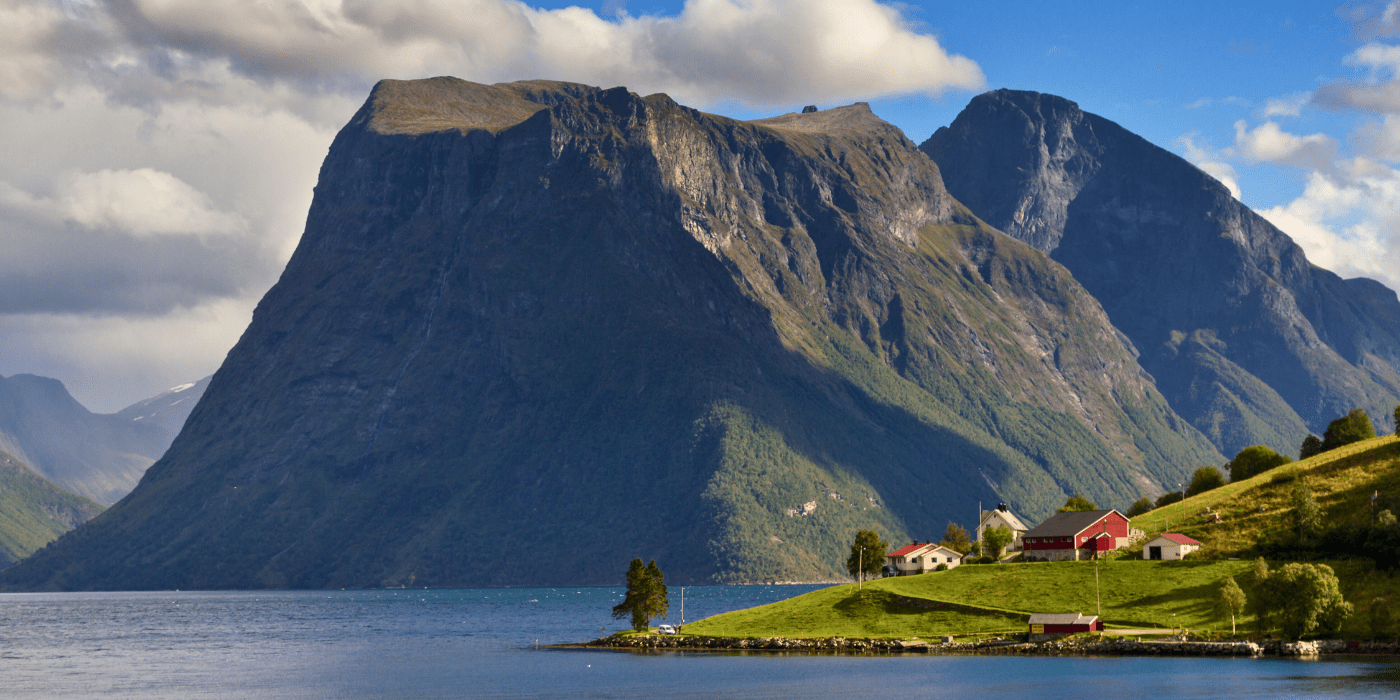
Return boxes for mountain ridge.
[922,88,1400,458]
[1,78,1221,590]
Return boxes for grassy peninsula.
[677,435,1400,641]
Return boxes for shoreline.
[566,634,1400,657]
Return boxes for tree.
[1125,497,1154,518]
[1185,466,1225,497]
[1226,445,1292,482]
[1216,576,1247,635]
[846,530,888,583]
[1321,408,1376,452]
[980,525,1014,560]
[1257,562,1352,639]
[1155,491,1184,509]
[938,523,972,555]
[1371,598,1394,640]
[1058,493,1097,512]
[1299,434,1324,460]
[1249,558,1273,633]
[611,558,668,630]
[1292,484,1324,544]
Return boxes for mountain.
[0,78,1221,591]
[922,89,1400,459]
[0,374,209,506]
[113,376,213,450]
[0,448,103,569]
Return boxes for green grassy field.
[682,559,1253,638]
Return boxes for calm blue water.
[2,586,1398,699]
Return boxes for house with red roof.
[1021,509,1131,562]
[1142,533,1202,560]
[886,542,963,575]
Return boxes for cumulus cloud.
[1,168,245,238]
[95,0,984,107]
[1258,165,1400,292]
[1232,120,1341,172]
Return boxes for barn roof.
[1151,533,1202,546]
[1023,510,1125,539]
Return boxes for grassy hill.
[0,449,104,568]
[679,436,1400,640]
[1127,434,1399,556]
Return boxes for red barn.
[1028,613,1102,641]
[1021,509,1130,562]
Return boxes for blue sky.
[2,0,1397,410]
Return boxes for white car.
[655,625,677,635]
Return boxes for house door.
[1149,546,1162,560]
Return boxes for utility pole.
[681,587,685,625]
[1095,559,1102,619]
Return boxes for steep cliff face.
[923,89,1400,458]
[4,79,1218,590]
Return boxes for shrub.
[1321,408,1376,452]
[1156,491,1184,508]
[1372,598,1395,640]
[1299,434,1324,460]
[934,563,948,572]
[1125,497,1154,517]
[1226,445,1291,482]
[1186,467,1225,497]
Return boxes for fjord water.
[3,587,1398,699]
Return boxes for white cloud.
[110,0,983,107]
[0,168,246,238]
[1232,120,1341,172]
[1259,165,1400,292]
[1263,93,1309,118]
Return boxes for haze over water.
[2,586,1397,699]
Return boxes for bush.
[1125,497,1154,517]
[1226,445,1291,482]
[1271,472,1296,485]
[975,555,996,564]
[1372,598,1395,640]
[1156,491,1184,508]
[934,563,948,572]
[1321,408,1376,452]
[1186,467,1225,497]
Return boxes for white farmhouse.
[1142,533,1202,560]
[977,503,1030,552]
[887,542,963,575]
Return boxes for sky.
[3,0,1399,412]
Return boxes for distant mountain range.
[2,81,1394,590]
[0,374,209,505]
[922,89,1400,459]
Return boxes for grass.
[1128,435,1400,557]
[683,559,1253,638]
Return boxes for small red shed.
[1028,613,1102,641]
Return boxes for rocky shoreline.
[576,634,1400,657]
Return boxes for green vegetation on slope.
[683,559,1252,638]
[0,450,103,567]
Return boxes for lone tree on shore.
[612,558,669,630]
[1215,576,1247,635]
[846,529,888,584]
